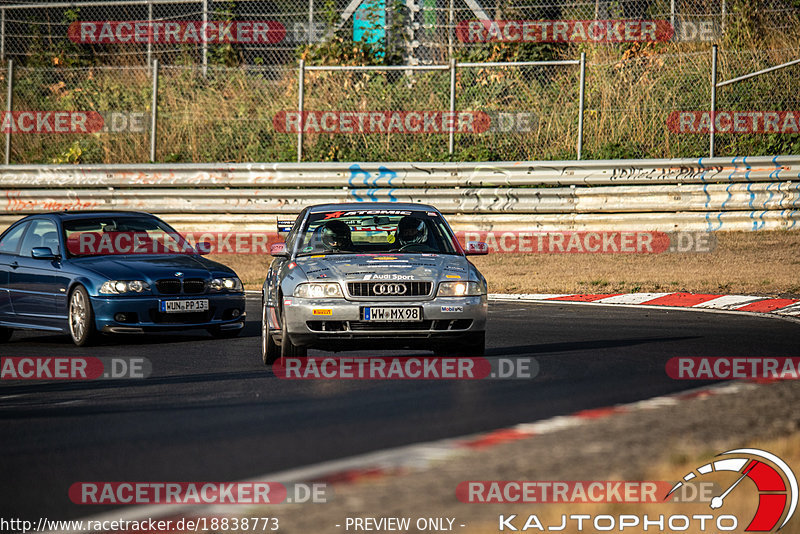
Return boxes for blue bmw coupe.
[0,211,246,346]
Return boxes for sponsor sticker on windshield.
[322,210,412,220]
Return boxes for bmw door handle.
[10,261,19,269]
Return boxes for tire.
[261,305,280,365]
[68,285,97,347]
[0,327,12,343]
[208,326,242,339]
[280,307,307,359]
[436,331,485,357]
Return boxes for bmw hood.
[294,253,475,284]
[73,254,235,282]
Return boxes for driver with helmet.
[396,216,428,248]
[320,220,353,252]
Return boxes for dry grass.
[469,231,800,297]
[214,231,800,297]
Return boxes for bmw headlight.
[437,281,484,297]
[209,277,244,292]
[99,280,150,295]
[294,282,344,299]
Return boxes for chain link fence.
[0,0,793,67]
[713,46,800,157]
[2,47,799,163]
[0,0,797,163]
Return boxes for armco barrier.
[1,156,799,233]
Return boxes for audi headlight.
[437,281,484,297]
[294,282,344,299]
[99,280,150,295]
[209,277,244,292]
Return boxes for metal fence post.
[577,52,586,161]
[670,0,676,29]
[710,44,718,158]
[1,9,5,62]
[448,0,454,59]
[448,58,456,156]
[202,0,208,77]
[297,59,305,162]
[147,0,153,72]
[150,59,159,163]
[5,59,12,165]
[308,0,314,44]
[721,0,727,34]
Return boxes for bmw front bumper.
[91,293,246,333]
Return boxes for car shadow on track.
[3,319,261,347]
[485,336,700,357]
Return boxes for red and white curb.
[60,381,764,533]
[490,292,800,319]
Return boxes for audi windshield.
[295,210,461,256]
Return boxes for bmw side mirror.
[31,247,59,260]
[194,241,213,255]
[270,242,288,257]
[464,241,489,256]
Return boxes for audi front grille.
[347,281,432,298]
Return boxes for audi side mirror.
[464,241,489,256]
[270,242,288,257]
[31,247,59,260]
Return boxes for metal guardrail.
[1,155,798,232]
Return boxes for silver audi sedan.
[260,203,489,364]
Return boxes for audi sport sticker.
[363,274,415,281]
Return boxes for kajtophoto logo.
[666,449,797,532]
[494,449,796,531]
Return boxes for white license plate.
[363,306,422,322]
[159,299,209,313]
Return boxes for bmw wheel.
[69,286,97,346]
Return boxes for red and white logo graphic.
[666,449,798,531]
[68,21,285,44]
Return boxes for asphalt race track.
[1,298,798,522]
